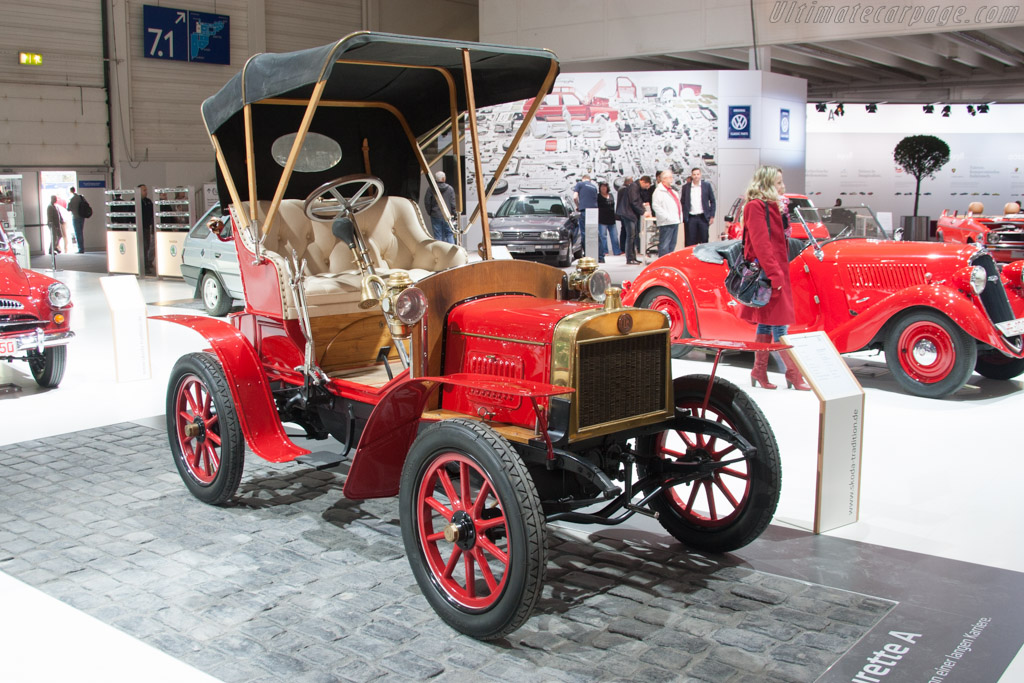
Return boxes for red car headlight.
[953,265,987,295]
[1003,261,1024,288]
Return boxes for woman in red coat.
[738,166,809,390]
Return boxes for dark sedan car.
[488,194,582,266]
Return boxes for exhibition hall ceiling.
[634,27,1024,105]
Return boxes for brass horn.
[359,274,386,309]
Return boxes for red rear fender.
[621,264,700,336]
[152,315,309,463]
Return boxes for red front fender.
[622,263,702,337]
[828,285,1022,355]
[343,373,573,500]
[153,315,309,463]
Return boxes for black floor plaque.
[0,423,1019,682]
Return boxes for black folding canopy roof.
[201,32,559,208]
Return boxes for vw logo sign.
[728,106,751,139]
[780,116,790,133]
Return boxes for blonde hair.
[745,165,782,204]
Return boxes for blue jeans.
[72,216,85,253]
[756,324,789,341]
[430,217,455,244]
[598,223,620,260]
[657,223,678,257]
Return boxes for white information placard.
[584,207,598,261]
[781,331,864,533]
[99,275,152,383]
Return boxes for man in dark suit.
[681,168,716,246]
[622,176,651,264]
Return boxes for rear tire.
[201,272,232,317]
[637,375,781,553]
[974,352,1024,381]
[28,346,66,388]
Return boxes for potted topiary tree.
[893,134,950,240]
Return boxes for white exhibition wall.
[806,104,1024,221]
[459,69,806,247]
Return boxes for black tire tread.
[166,352,244,505]
[974,353,1024,381]
[884,309,976,399]
[29,345,66,388]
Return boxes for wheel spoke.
[438,469,460,509]
[719,466,748,480]
[473,548,499,591]
[442,546,462,580]
[478,536,509,566]
[711,443,738,458]
[685,482,700,511]
[714,474,740,508]
[703,481,718,519]
[203,441,220,476]
[202,391,213,419]
[178,409,194,423]
[460,462,472,514]
[205,414,219,431]
[471,480,493,518]
[463,552,475,598]
[475,514,506,532]
[206,430,222,447]
[425,496,453,520]
[425,530,446,542]
[183,384,201,416]
[660,446,687,460]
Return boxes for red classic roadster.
[720,193,830,241]
[937,201,1024,264]
[0,224,73,387]
[156,34,783,640]
[623,205,1024,399]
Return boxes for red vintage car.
[157,34,782,641]
[0,224,74,387]
[522,92,618,122]
[937,201,1024,264]
[623,205,1024,399]
[721,194,830,241]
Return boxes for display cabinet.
[105,189,140,275]
[154,187,192,278]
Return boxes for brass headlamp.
[569,257,612,303]
[378,270,427,339]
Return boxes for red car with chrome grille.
[624,205,1024,399]
[0,224,74,387]
[937,201,1024,264]
[721,193,830,241]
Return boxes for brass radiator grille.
[576,331,667,429]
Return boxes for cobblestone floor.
[0,423,896,682]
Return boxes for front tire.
[399,419,545,640]
[201,272,232,316]
[166,352,244,505]
[637,286,693,359]
[637,375,781,553]
[884,310,976,398]
[974,352,1024,381]
[28,346,66,388]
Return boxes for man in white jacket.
[651,170,683,257]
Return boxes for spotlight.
[865,103,878,113]
[978,104,989,114]
[941,105,951,117]
[815,102,827,112]
[967,105,976,116]
[835,103,845,116]
[923,104,934,114]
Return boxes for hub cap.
[897,321,955,383]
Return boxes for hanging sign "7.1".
[143,4,230,65]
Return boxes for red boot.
[750,333,777,389]
[780,350,810,391]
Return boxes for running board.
[295,451,347,470]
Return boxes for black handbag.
[725,202,773,308]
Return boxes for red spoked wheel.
[638,375,781,553]
[166,353,244,505]
[638,286,693,358]
[416,453,510,609]
[400,419,544,640]
[885,310,976,399]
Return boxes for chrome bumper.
[0,329,75,357]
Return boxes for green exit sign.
[19,52,43,66]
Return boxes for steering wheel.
[304,174,384,223]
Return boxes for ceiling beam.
[852,37,974,77]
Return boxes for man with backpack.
[67,186,92,254]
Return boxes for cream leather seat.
[967,201,984,216]
[1005,202,1022,216]
[237,196,466,319]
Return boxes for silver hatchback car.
[180,203,243,316]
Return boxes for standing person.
[622,175,652,265]
[651,170,683,257]
[682,168,716,246]
[615,177,632,254]
[67,186,86,253]
[572,174,598,249]
[595,182,620,263]
[739,166,808,391]
[138,184,155,275]
[424,171,457,244]
[46,195,63,254]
